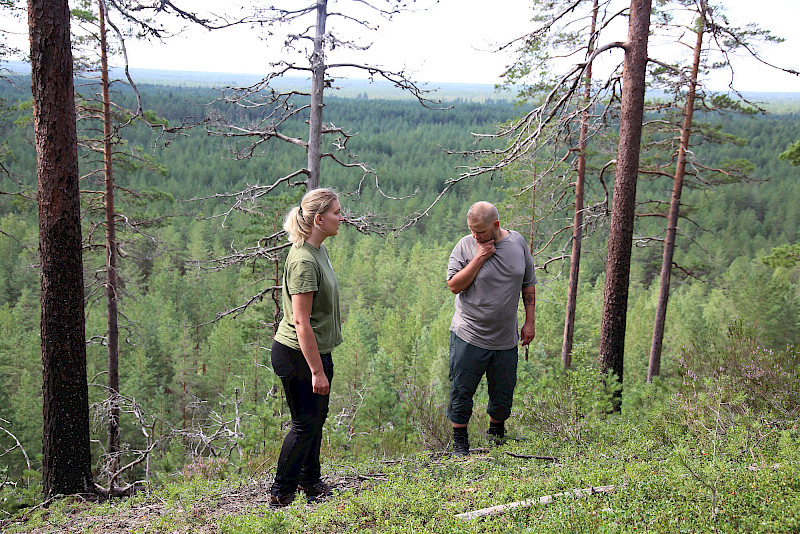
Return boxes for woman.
[270,188,344,508]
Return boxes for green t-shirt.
[275,242,342,354]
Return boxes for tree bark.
[29,0,94,498]
[307,0,327,191]
[99,0,121,480]
[648,8,705,382]
[562,0,598,369]
[598,0,652,403]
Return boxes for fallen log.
[455,484,617,520]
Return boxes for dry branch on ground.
[455,484,618,520]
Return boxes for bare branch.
[0,418,31,472]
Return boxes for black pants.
[270,340,334,497]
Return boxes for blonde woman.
[270,188,345,508]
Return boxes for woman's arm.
[292,292,330,395]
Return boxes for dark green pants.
[448,332,518,425]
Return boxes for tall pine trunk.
[29,0,94,497]
[307,0,327,191]
[598,0,652,405]
[562,0,598,369]
[648,10,705,382]
[99,0,121,482]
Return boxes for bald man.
[446,201,536,456]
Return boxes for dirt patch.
[3,475,383,533]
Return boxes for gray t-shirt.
[447,230,536,350]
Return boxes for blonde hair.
[284,188,340,246]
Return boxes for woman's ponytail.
[283,188,339,247]
[284,206,310,246]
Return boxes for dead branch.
[184,174,307,227]
[178,385,250,461]
[504,451,559,461]
[357,473,389,481]
[0,419,31,472]
[332,383,370,443]
[105,0,251,34]
[455,484,618,520]
[325,62,444,108]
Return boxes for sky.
[6,0,800,91]
[120,0,536,85]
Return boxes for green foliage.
[703,258,800,349]
[778,139,800,166]
[399,380,451,451]
[718,157,756,178]
[762,240,800,269]
[5,400,800,532]
[518,343,620,442]
[676,319,800,427]
[69,8,95,23]
[0,77,799,531]
[142,109,169,127]
[0,470,40,518]
[220,508,291,534]
[707,93,760,115]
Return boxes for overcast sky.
[119,0,535,84]
[6,0,800,91]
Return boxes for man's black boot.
[452,427,470,457]
[487,421,506,445]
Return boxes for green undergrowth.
[254,417,799,534]
[5,413,798,533]
[226,428,795,532]
[4,326,799,533]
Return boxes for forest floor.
[3,425,800,534]
[5,474,372,534]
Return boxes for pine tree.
[29,0,94,497]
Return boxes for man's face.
[468,219,499,244]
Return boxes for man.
[446,201,536,456]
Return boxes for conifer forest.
[1,0,799,532]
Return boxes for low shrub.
[675,318,799,445]
[518,344,619,442]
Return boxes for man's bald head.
[467,201,500,226]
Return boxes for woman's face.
[317,199,344,237]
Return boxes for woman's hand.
[312,370,330,395]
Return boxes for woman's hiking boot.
[269,492,295,508]
[452,427,470,457]
[298,480,334,499]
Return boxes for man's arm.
[446,240,496,294]
[520,285,536,345]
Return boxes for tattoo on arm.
[522,292,535,306]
